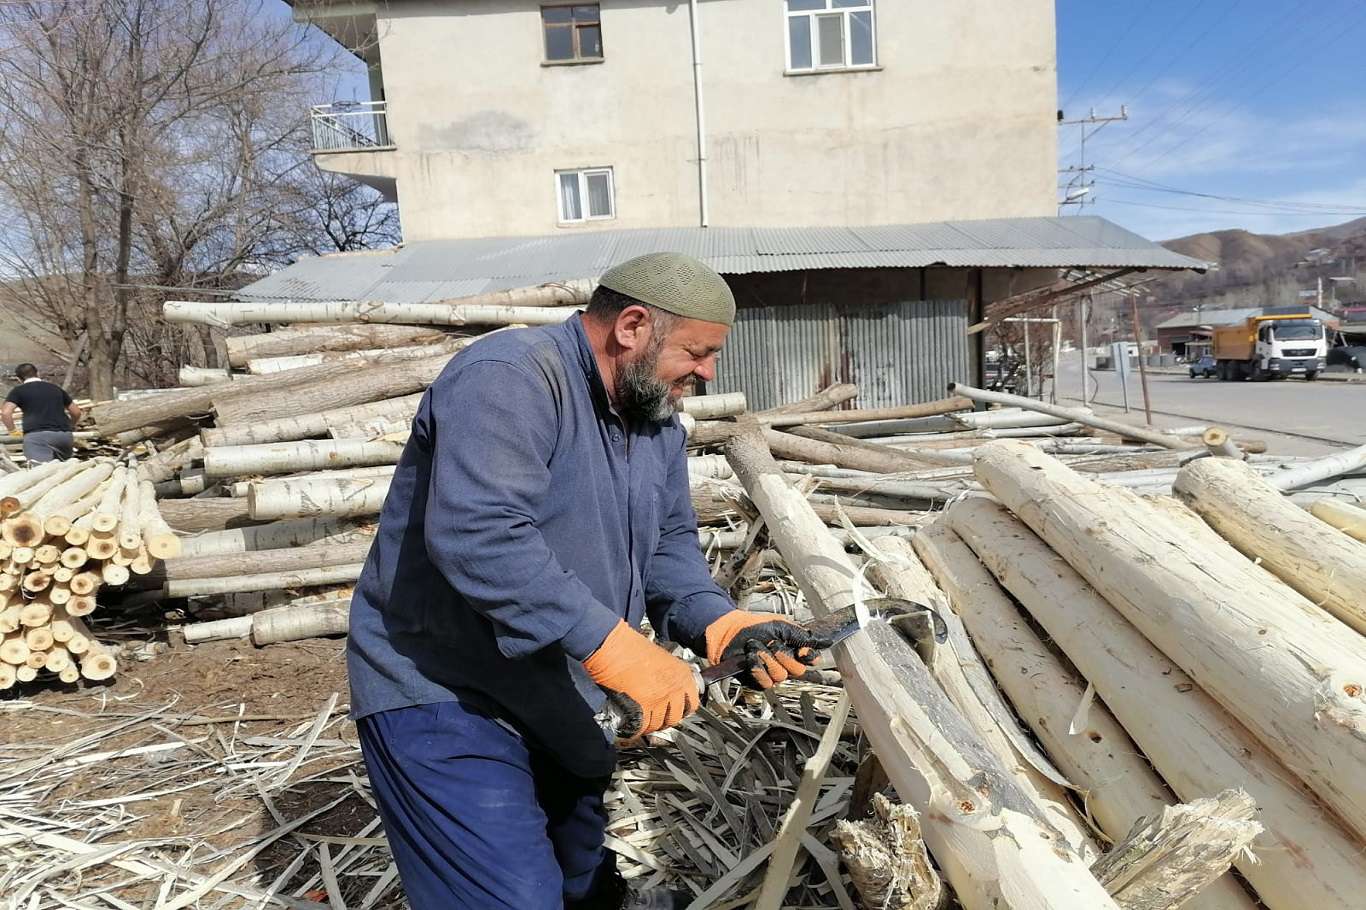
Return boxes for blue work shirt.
[346,314,735,777]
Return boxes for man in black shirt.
[2,363,82,463]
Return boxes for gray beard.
[615,352,677,424]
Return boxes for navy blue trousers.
[358,701,618,910]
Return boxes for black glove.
[703,611,834,690]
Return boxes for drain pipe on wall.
[688,0,710,227]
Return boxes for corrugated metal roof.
[234,215,1208,303]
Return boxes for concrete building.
[296,0,1059,242]
[251,1,1203,402]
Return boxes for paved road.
[1054,361,1366,456]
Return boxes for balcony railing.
[309,101,392,153]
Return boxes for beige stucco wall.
[318,0,1057,242]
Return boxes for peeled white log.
[948,382,1196,449]
[1201,427,1244,459]
[0,459,71,504]
[974,439,1366,840]
[118,471,142,551]
[247,476,391,521]
[1174,457,1366,635]
[1091,790,1261,910]
[912,519,1257,910]
[201,393,424,448]
[204,439,406,478]
[177,519,370,558]
[183,615,253,643]
[1310,499,1366,542]
[3,460,86,516]
[136,481,181,559]
[252,598,349,644]
[164,563,364,597]
[678,393,747,420]
[165,299,583,328]
[226,323,449,367]
[722,427,1122,910]
[951,408,1075,430]
[948,494,1366,909]
[178,365,232,386]
[1266,443,1366,491]
[866,536,1099,862]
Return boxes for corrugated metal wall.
[709,299,969,410]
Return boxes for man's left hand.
[703,611,834,690]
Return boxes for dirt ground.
[2,629,858,909]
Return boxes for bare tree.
[0,0,392,398]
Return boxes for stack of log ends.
[972,440,1366,844]
[1309,499,1366,542]
[1173,456,1366,636]
[831,793,944,910]
[1091,789,1262,910]
[0,458,183,688]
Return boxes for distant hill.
[1140,218,1366,328]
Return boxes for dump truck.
[1212,312,1327,381]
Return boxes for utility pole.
[1058,106,1128,213]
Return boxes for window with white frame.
[556,167,615,223]
[785,0,876,71]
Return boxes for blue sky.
[1056,0,1366,240]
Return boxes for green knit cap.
[598,252,735,326]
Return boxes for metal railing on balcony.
[309,101,392,153]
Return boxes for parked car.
[1188,354,1217,378]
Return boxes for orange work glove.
[584,621,700,738]
[704,611,831,690]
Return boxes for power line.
[1102,197,1366,216]
[1105,0,1317,163]
[1119,0,1366,171]
[1085,0,1210,113]
[1059,3,1148,114]
[1095,168,1366,212]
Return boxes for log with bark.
[208,350,456,427]
[157,497,256,532]
[1173,456,1366,635]
[176,519,371,558]
[973,439,1366,841]
[247,476,392,521]
[244,340,462,375]
[165,299,583,328]
[226,324,449,367]
[759,428,943,475]
[722,425,1123,910]
[203,439,407,478]
[912,519,1259,910]
[150,538,373,582]
[200,393,424,448]
[759,382,859,415]
[947,494,1366,909]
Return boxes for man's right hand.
[584,621,699,738]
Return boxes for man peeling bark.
[347,253,833,909]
